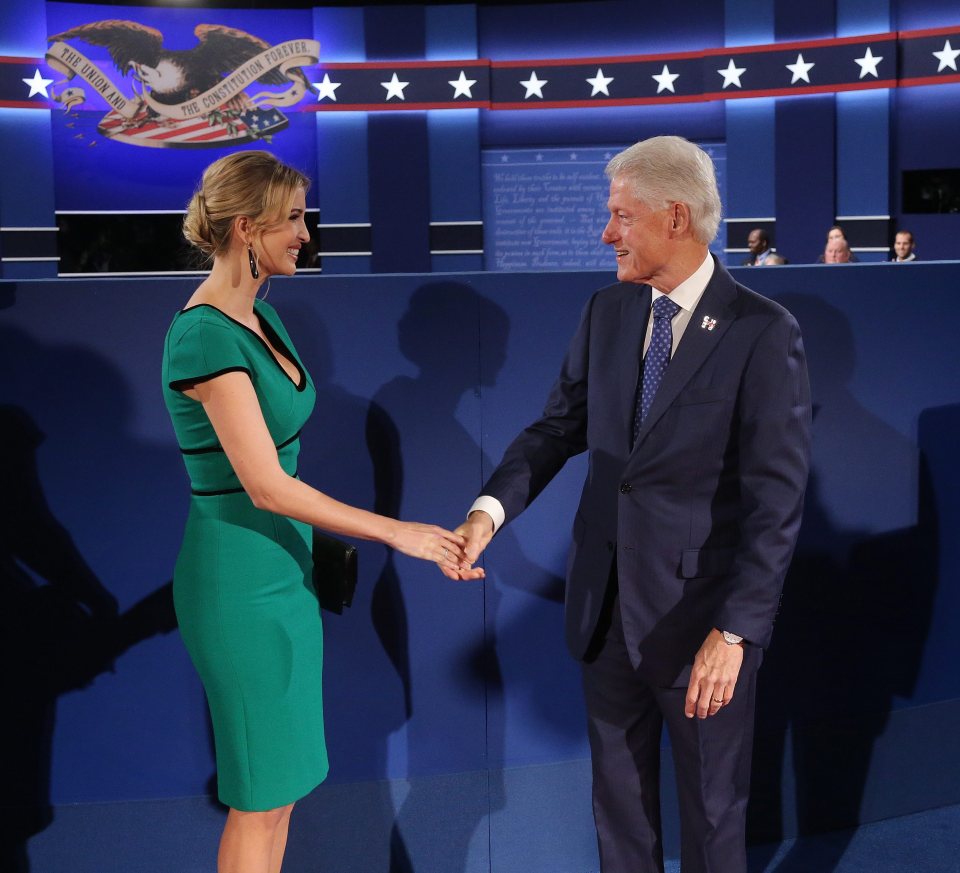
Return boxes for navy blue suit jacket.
[481,258,812,686]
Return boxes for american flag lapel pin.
[700,315,717,331]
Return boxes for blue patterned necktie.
[633,295,681,442]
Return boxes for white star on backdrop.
[854,47,883,79]
[381,73,410,101]
[520,71,547,98]
[22,68,53,98]
[312,73,342,101]
[586,67,614,96]
[448,70,477,99]
[651,64,679,94]
[786,53,815,84]
[717,59,746,89]
[933,39,960,72]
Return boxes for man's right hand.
[440,510,494,581]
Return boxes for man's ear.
[670,202,691,235]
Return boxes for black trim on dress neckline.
[178,302,308,392]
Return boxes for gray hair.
[605,136,722,245]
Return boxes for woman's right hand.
[390,521,477,576]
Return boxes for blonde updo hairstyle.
[183,150,310,263]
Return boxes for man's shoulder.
[588,280,645,312]
[595,279,640,298]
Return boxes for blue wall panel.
[724,99,777,221]
[775,96,837,263]
[4,260,960,868]
[836,89,891,219]
[892,82,960,261]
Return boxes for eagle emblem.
[45,20,320,148]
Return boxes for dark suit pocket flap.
[681,547,737,579]
[674,387,727,406]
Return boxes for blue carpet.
[741,803,960,873]
[26,797,960,872]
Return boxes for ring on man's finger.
[712,697,724,704]
[442,547,449,560]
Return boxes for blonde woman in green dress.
[162,151,474,873]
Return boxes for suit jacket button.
[619,482,632,493]
[606,541,615,552]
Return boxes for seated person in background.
[816,225,859,262]
[891,230,917,262]
[743,228,786,265]
[824,237,854,263]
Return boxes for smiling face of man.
[601,176,674,287]
[894,232,914,260]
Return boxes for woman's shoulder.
[168,304,238,338]
[164,306,244,362]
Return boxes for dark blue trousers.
[581,594,759,873]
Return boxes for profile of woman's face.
[255,187,309,278]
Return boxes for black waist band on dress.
[190,467,297,497]
[191,486,245,496]
[180,428,302,456]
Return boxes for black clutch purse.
[312,531,358,615]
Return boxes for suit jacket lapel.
[619,284,651,447]
[633,263,738,447]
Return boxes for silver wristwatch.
[721,630,744,645]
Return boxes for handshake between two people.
[435,510,493,581]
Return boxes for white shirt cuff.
[468,496,505,534]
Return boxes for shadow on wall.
[369,281,575,873]
[283,282,577,872]
[746,294,939,873]
[277,302,416,870]
[0,322,178,873]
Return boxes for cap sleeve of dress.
[167,317,252,392]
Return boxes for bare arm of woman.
[190,371,472,574]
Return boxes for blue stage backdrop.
[0,0,953,280]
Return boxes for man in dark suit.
[447,136,811,873]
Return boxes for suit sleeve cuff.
[469,496,505,534]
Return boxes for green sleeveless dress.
[161,299,328,811]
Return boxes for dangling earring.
[247,245,259,280]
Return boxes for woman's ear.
[234,215,250,246]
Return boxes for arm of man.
[685,311,812,718]
[192,371,469,572]
[442,293,598,580]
